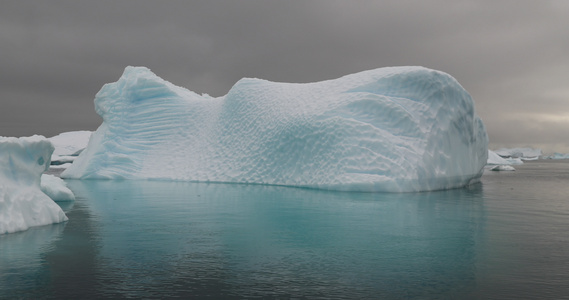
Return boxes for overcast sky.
[2,1,568,152]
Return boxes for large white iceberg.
[62,66,488,192]
[0,136,68,235]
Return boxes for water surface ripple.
[1,160,568,299]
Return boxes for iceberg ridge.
[63,66,488,192]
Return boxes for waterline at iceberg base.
[63,66,488,192]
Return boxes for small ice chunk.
[490,165,516,171]
[40,174,75,201]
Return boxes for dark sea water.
[1,160,569,299]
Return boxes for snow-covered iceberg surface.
[0,136,68,235]
[486,150,520,171]
[487,150,512,165]
[63,66,488,192]
[48,131,92,167]
[40,174,75,201]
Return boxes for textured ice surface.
[0,136,68,235]
[63,66,488,192]
[40,174,75,201]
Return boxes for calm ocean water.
[1,160,569,299]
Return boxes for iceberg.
[486,150,524,166]
[62,66,488,192]
[40,174,75,201]
[48,131,92,166]
[504,157,524,165]
[542,153,569,160]
[494,147,542,160]
[490,165,516,171]
[0,136,68,235]
[49,163,73,169]
[487,150,512,165]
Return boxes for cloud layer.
[2,1,568,151]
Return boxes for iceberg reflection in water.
[0,223,66,295]
[1,179,485,299]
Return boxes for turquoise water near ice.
[1,160,569,299]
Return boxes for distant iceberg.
[0,136,68,235]
[542,153,569,160]
[487,150,512,165]
[486,150,521,171]
[490,165,516,171]
[48,131,92,167]
[63,66,488,192]
[504,157,524,165]
[494,147,542,160]
[40,174,75,201]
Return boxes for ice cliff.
[62,66,488,192]
[0,136,68,234]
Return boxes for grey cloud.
[1,0,569,152]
